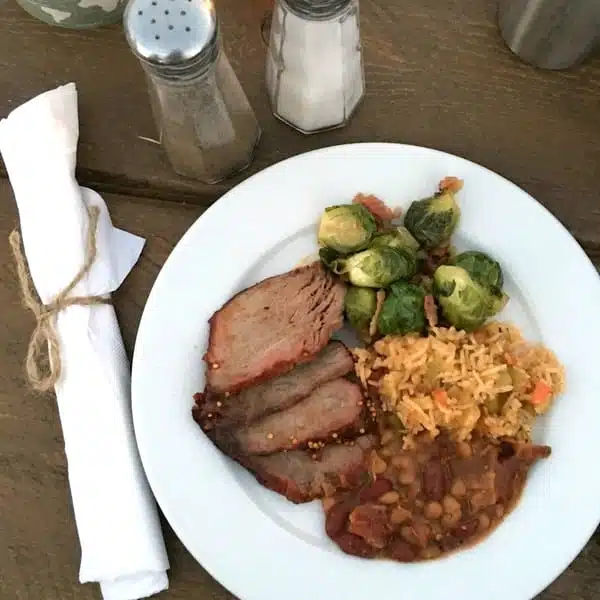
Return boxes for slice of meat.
[231,379,365,455]
[193,341,353,431]
[247,435,377,503]
[204,262,346,394]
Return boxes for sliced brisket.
[193,341,354,431]
[247,435,376,503]
[229,379,364,455]
[204,263,346,395]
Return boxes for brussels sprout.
[433,265,506,332]
[453,251,504,294]
[319,247,341,270]
[317,204,377,254]
[371,226,420,254]
[345,286,378,333]
[331,247,417,288]
[404,189,461,249]
[377,281,426,336]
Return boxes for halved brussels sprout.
[404,189,461,249]
[377,281,426,336]
[332,247,417,288]
[317,204,377,254]
[371,226,420,255]
[345,286,378,333]
[453,250,504,294]
[433,265,506,332]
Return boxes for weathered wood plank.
[1,1,600,247]
[0,178,598,598]
[0,182,205,600]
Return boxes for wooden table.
[1,0,599,598]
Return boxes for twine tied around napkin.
[8,204,111,392]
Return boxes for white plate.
[132,143,600,600]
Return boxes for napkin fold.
[0,83,169,600]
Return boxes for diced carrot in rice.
[530,380,552,406]
[432,388,448,407]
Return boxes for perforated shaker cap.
[284,0,352,20]
[123,0,219,79]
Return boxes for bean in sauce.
[324,429,551,562]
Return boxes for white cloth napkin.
[0,83,170,600]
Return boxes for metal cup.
[498,0,600,70]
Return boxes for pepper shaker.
[266,0,365,134]
[498,0,600,70]
[124,0,261,183]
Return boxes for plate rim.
[131,142,600,600]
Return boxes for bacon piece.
[424,295,438,328]
[353,193,397,223]
[438,177,464,194]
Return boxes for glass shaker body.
[124,0,261,184]
[143,50,261,183]
[266,0,365,134]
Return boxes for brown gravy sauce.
[323,427,550,562]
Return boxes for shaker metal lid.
[284,0,352,20]
[123,0,218,69]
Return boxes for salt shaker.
[266,0,365,134]
[498,0,600,70]
[123,0,261,183]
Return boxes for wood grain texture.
[0,179,598,599]
[1,0,600,597]
[1,0,600,245]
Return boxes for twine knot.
[8,204,111,392]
